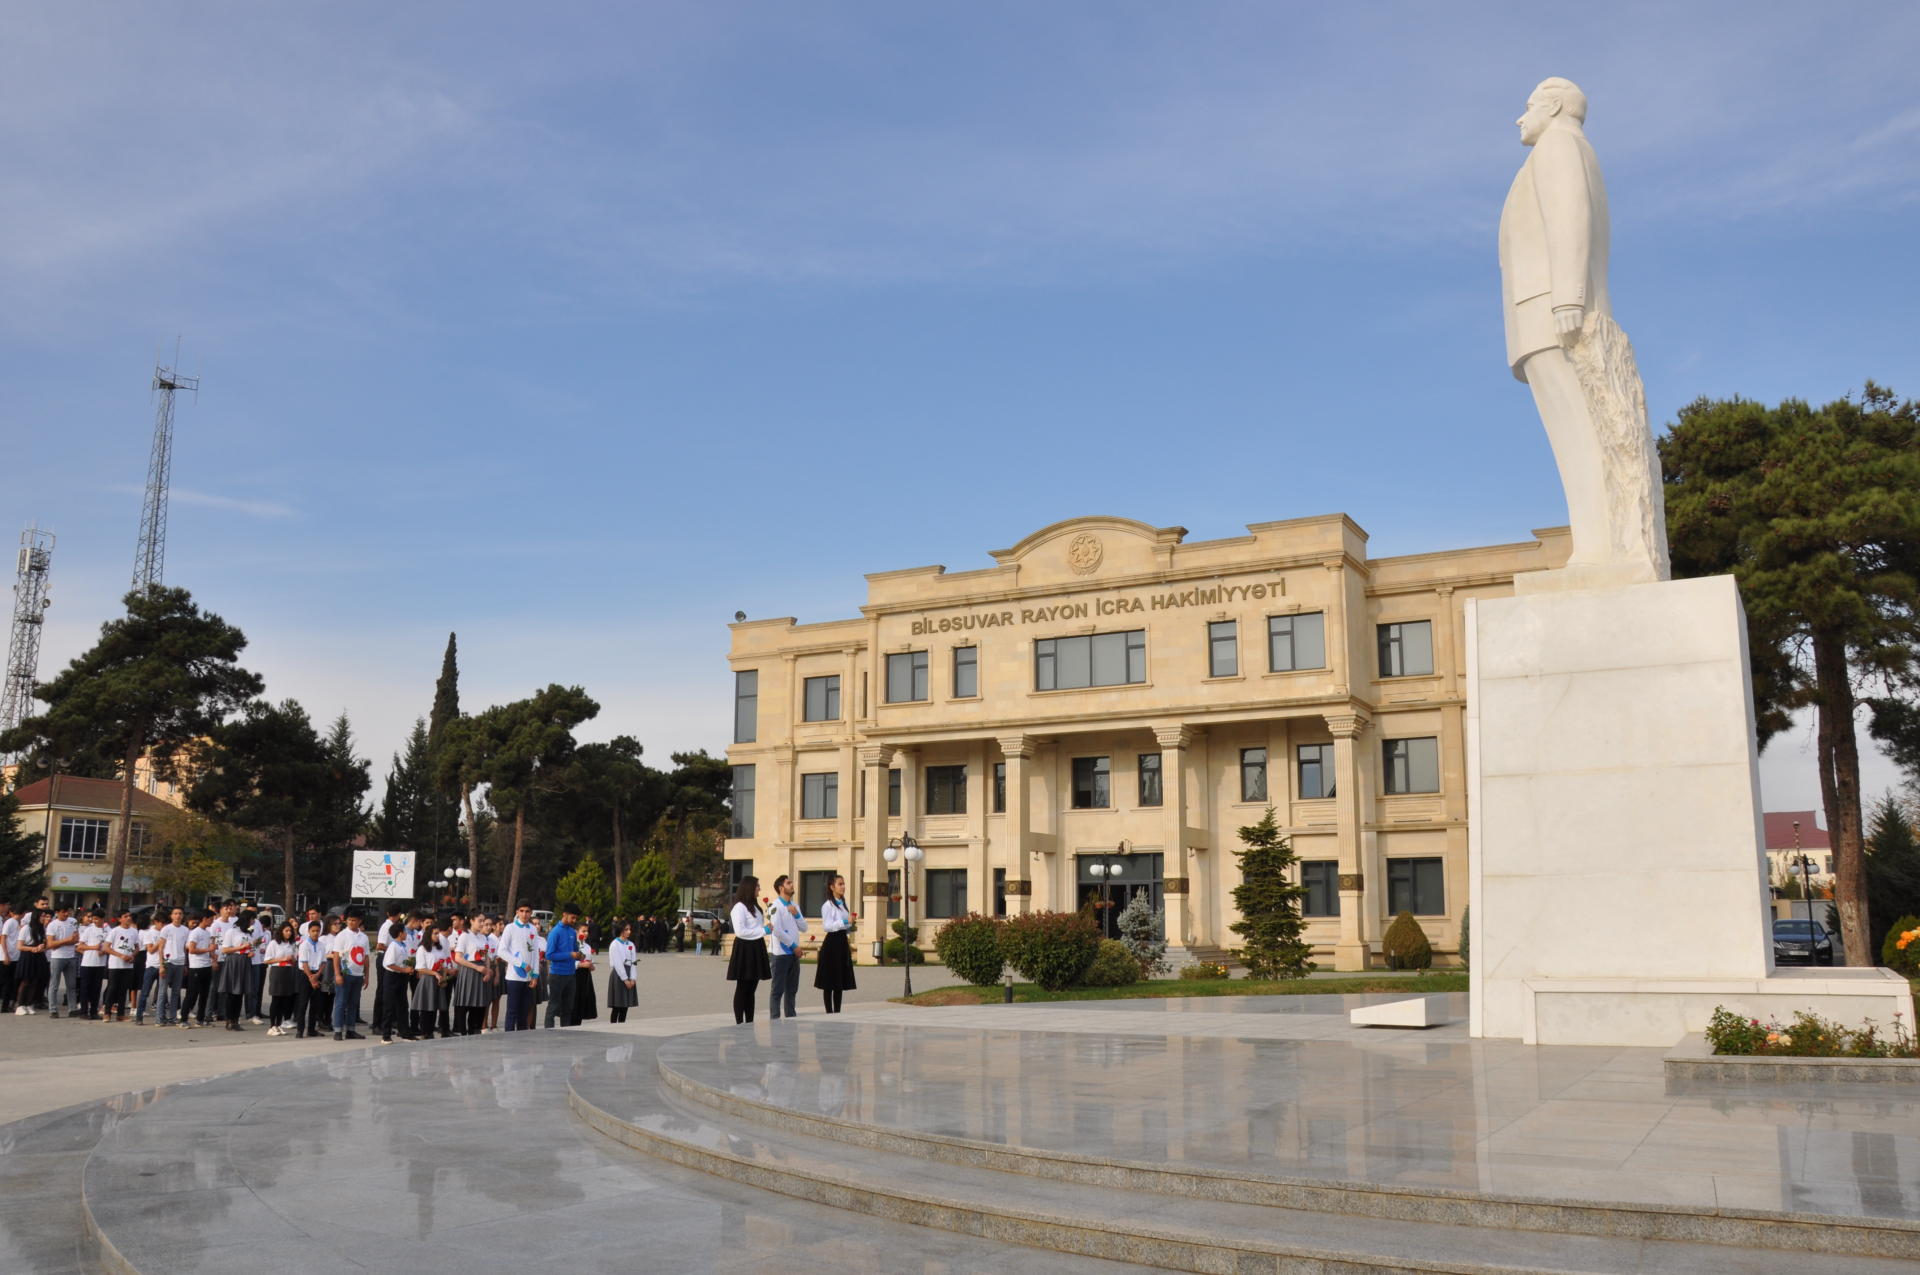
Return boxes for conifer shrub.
[1178,962,1228,981]
[1115,892,1168,976]
[1081,939,1143,987]
[1230,807,1315,978]
[1381,911,1433,970]
[933,913,1006,986]
[1000,909,1102,991]
[884,918,926,965]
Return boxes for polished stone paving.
[658,1008,1920,1222]
[10,1034,1146,1274]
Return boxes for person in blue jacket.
[542,906,579,1029]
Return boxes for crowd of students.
[0,896,686,1041]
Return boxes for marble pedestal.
[1467,574,1912,1046]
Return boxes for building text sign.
[908,576,1288,636]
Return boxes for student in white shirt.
[155,908,189,1027]
[293,920,329,1038]
[449,920,491,1037]
[44,905,78,1017]
[0,902,18,1014]
[183,913,217,1027]
[329,913,370,1040]
[245,914,270,1024]
[725,877,772,1025]
[497,904,540,1033]
[134,915,164,1025]
[606,921,638,1024]
[262,923,299,1035]
[76,911,108,1021]
[380,922,417,1044]
[765,875,807,1020]
[216,911,256,1031]
[814,874,859,1014]
[103,911,139,1022]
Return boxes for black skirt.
[813,930,857,992]
[215,953,251,997]
[574,969,597,1021]
[726,935,771,982]
[266,965,299,998]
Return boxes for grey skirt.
[606,969,638,1008]
[451,965,490,1008]
[410,971,443,1012]
[215,953,251,996]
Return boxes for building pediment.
[988,516,1188,585]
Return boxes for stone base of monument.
[1466,573,1912,1047]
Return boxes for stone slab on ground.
[1349,994,1451,1028]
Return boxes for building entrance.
[1075,851,1163,940]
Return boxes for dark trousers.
[0,960,15,1010]
[823,988,844,1013]
[381,971,412,1039]
[503,979,534,1031]
[732,977,759,1024]
[269,993,293,1028]
[106,968,138,1019]
[454,1005,485,1035]
[768,953,799,1019]
[293,976,324,1035]
[78,965,104,1018]
[183,967,213,1023]
[246,963,267,1018]
[543,972,576,1028]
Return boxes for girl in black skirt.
[606,921,638,1024]
[216,910,256,1030]
[725,876,770,1024]
[813,874,858,1013]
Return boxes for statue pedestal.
[1466,574,1910,1046]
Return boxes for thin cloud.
[103,483,296,519]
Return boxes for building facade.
[10,775,181,908]
[723,514,1569,970]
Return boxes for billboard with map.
[351,850,416,899]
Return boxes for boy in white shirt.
[329,913,370,1041]
[155,908,188,1026]
[104,911,139,1022]
[45,905,78,1018]
[183,913,217,1028]
[77,911,108,1021]
[0,902,17,1013]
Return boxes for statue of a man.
[1499,77,1669,588]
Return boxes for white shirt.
[161,923,189,963]
[218,925,253,958]
[729,902,766,941]
[209,916,234,939]
[186,927,216,969]
[0,915,18,961]
[105,925,137,970]
[498,920,539,982]
[608,937,637,982]
[249,921,270,965]
[382,932,415,973]
[456,931,487,964]
[768,898,804,955]
[79,923,107,967]
[376,918,398,950]
[46,916,77,959]
[262,939,296,966]
[298,936,329,972]
[821,898,854,933]
[331,930,370,977]
[140,925,164,961]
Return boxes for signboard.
[351,850,416,899]
[51,872,152,891]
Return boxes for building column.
[1326,710,1373,971]
[1324,558,1352,699]
[859,744,894,960]
[1153,724,1196,965]
[997,734,1033,916]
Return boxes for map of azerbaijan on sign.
[351,850,416,899]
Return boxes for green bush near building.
[933,913,1006,985]
[1000,909,1102,991]
[1081,939,1143,987]
[1381,911,1433,970]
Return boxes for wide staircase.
[569,1026,1920,1275]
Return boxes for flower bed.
[1705,1005,1918,1059]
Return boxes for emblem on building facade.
[1066,533,1103,575]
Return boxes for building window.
[1268,613,1327,671]
[1240,748,1268,802]
[1071,756,1110,809]
[1301,860,1338,917]
[729,766,756,838]
[953,646,978,698]
[925,765,967,815]
[1208,621,1238,678]
[887,768,902,817]
[799,870,835,919]
[1297,744,1336,799]
[128,822,153,861]
[733,670,758,743]
[993,867,1007,917]
[886,650,930,703]
[1377,621,1434,678]
[1137,753,1163,807]
[59,817,111,861]
[924,868,968,918]
[803,675,840,722]
[992,762,1006,813]
[1035,630,1146,691]
[800,772,838,820]
[1382,737,1440,795]
[1387,857,1445,915]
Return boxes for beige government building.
[724,514,1570,971]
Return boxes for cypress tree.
[618,850,678,919]
[1229,807,1316,979]
[0,787,47,903]
[1865,792,1920,957]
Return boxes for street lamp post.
[883,835,923,996]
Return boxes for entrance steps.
[569,1034,1920,1275]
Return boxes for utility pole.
[1,525,54,763]
[132,351,197,599]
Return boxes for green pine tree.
[1229,807,1315,979]
[1865,792,1920,958]
[618,850,678,919]
[554,854,613,922]
[0,787,47,903]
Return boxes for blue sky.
[2,3,1916,812]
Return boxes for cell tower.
[1,525,54,757]
[132,353,197,598]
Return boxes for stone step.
[569,1057,1914,1275]
[653,1045,1920,1264]
[0,1101,120,1275]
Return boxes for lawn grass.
[895,971,1469,1006]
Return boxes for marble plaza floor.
[5,992,1920,1273]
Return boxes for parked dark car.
[1772,918,1835,966]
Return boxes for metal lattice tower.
[132,357,197,598]
[1,525,55,756]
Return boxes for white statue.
[1499,77,1669,587]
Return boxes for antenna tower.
[1,525,55,758]
[132,351,197,598]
